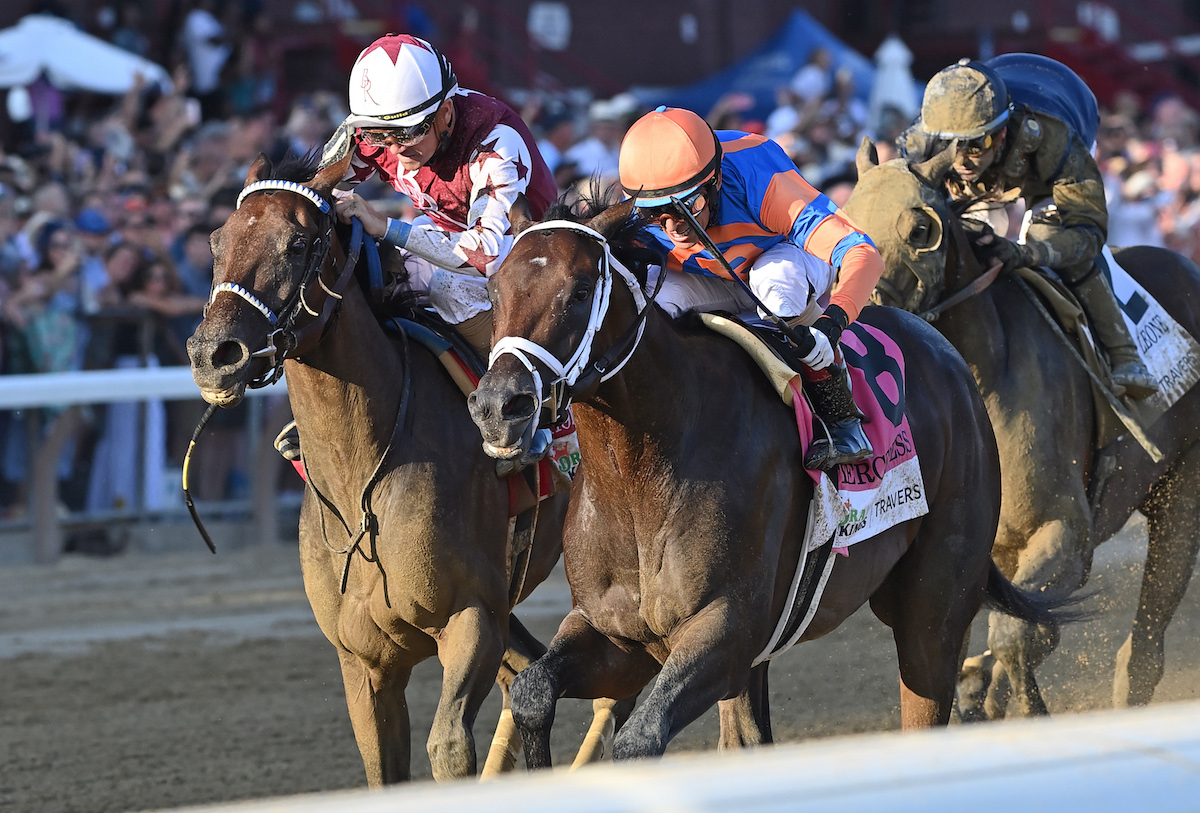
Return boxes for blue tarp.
[632,10,875,123]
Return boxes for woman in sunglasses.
[619,107,885,471]
[319,33,557,357]
[902,54,1155,398]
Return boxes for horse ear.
[912,140,958,187]
[510,194,533,236]
[856,136,880,177]
[586,198,636,239]
[245,153,272,186]
[309,151,354,196]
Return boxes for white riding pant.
[395,216,491,324]
[651,241,835,325]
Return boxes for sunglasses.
[359,112,439,148]
[636,187,706,222]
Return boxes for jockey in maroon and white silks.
[325,34,556,328]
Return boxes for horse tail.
[982,561,1091,626]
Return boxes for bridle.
[206,179,364,387]
[874,192,1004,322]
[488,220,661,426]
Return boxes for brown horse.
[468,197,1061,765]
[843,139,1200,718]
[186,151,571,784]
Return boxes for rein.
[488,220,663,425]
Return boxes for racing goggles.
[635,187,706,222]
[359,112,438,147]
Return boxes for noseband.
[206,179,364,387]
[488,220,657,425]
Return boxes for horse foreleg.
[612,603,753,761]
[429,604,507,781]
[511,609,659,770]
[989,517,1085,718]
[1119,446,1200,706]
[482,614,547,778]
[337,650,413,786]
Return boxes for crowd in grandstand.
[1,1,1197,548]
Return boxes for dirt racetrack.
[3,514,1200,813]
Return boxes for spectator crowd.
[2,1,1198,551]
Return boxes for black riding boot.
[802,359,873,472]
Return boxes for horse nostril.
[467,391,492,423]
[502,392,537,422]
[212,340,247,370]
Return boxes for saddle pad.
[798,322,930,549]
[1106,246,1200,429]
[701,314,929,549]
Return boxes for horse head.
[468,197,642,460]
[842,137,972,316]
[187,151,352,406]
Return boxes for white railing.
[0,366,287,563]
[158,699,1200,812]
[0,366,283,409]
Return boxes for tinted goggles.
[359,112,438,147]
[635,187,706,222]
[934,130,999,157]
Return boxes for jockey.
[320,33,557,357]
[618,106,884,472]
[275,34,559,469]
[902,54,1157,399]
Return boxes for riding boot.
[1070,271,1157,399]
[801,355,873,472]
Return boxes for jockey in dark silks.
[902,54,1157,399]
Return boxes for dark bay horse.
[468,198,1060,765]
[186,152,571,784]
[843,139,1200,718]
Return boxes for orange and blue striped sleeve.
[756,166,882,323]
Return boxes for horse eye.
[572,283,592,303]
[289,238,307,255]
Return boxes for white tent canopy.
[0,14,171,94]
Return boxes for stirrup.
[496,427,551,477]
[274,420,301,462]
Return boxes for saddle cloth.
[700,313,930,664]
[1017,248,1200,447]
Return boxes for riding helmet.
[346,34,458,129]
[919,58,1011,140]
[619,107,722,207]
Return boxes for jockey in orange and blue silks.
[618,106,884,471]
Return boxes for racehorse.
[843,138,1200,718]
[186,151,573,784]
[467,196,1062,765]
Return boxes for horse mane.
[542,181,665,289]
[269,148,324,184]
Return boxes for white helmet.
[346,34,459,129]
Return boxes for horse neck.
[571,300,703,477]
[283,276,405,497]
[931,217,1011,390]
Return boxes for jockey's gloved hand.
[965,221,1046,273]
[801,327,835,369]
